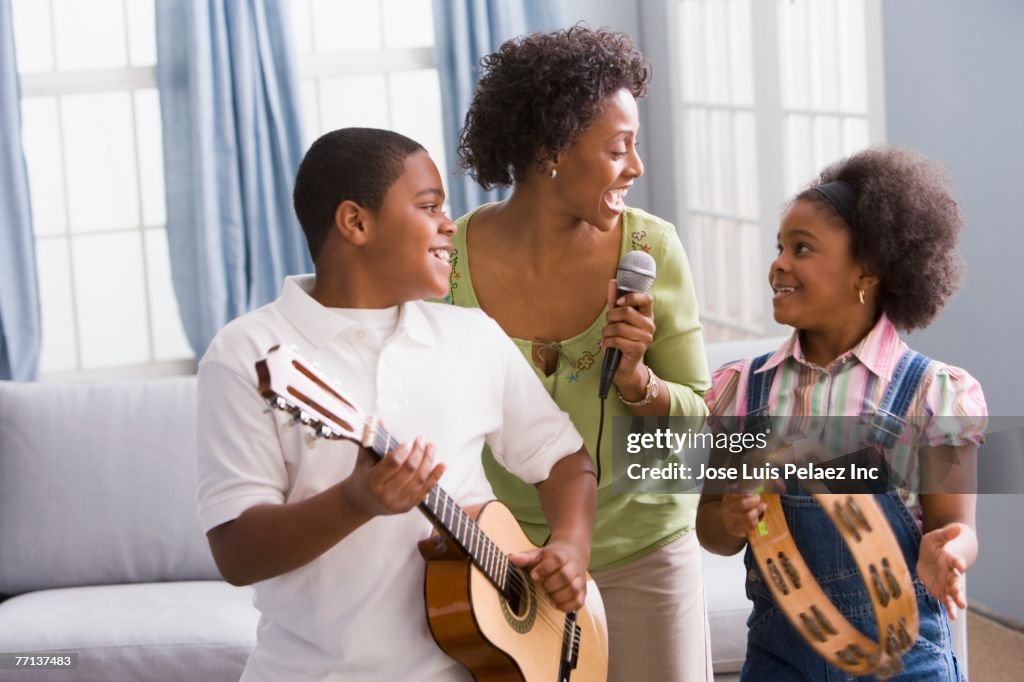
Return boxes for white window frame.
[660,0,887,341]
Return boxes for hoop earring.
[548,168,557,179]
[858,288,866,305]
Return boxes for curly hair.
[458,25,651,189]
[796,146,965,331]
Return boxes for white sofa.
[0,377,258,681]
[0,337,962,681]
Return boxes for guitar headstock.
[255,344,368,446]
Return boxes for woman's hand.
[602,278,656,399]
[917,522,972,619]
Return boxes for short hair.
[796,146,965,331]
[293,127,424,261]
[458,25,651,190]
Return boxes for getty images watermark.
[610,415,1023,495]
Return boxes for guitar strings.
[374,429,582,637]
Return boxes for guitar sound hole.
[505,565,531,618]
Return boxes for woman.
[441,26,713,681]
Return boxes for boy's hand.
[721,491,767,538]
[341,437,445,518]
[510,540,588,612]
[917,522,970,619]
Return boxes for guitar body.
[421,501,608,682]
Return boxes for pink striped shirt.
[705,315,987,498]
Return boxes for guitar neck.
[367,423,510,592]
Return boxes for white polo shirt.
[196,275,583,682]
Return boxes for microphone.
[599,250,657,400]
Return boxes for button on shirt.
[196,275,584,682]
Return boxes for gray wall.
[882,0,1024,620]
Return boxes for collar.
[275,275,435,349]
[756,314,905,381]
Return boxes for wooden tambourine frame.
[748,493,919,679]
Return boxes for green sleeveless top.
[441,206,711,569]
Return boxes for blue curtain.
[432,0,565,219]
[155,0,311,357]
[0,0,41,380]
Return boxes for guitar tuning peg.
[320,424,333,438]
[299,412,313,425]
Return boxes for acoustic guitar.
[255,344,608,682]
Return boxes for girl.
[697,146,986,680]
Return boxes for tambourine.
[748,493,919,679]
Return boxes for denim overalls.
[739,350,963,681]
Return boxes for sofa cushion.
[0,581,257,682]
[0,377,219,594]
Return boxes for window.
[14,0,192,375]
[14,0,448,376]
[669,0,885,341]
[290,0,447,182]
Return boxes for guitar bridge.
[559,612,582,680]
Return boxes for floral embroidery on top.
[443,248,461,304]
[630,230,651,253]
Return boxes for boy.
[196,128,597,681]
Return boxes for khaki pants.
[592,530,713,682]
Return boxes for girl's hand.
[917,522,971,619]
[720,492,766,539]
[602,279,656,396]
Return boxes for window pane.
[709,109,733,214]
[52,0,127,70]
[312,0,382,52]
[738,222,763,328]
[842,117,869,156]
[812,115,841,170]
[683,108,708,211]
[777,0,809,110]
[20,96,67,236]
[837,0,868,113]
[126,0,156,66]
[733,111,759,220]
[678,1,705,103]
[318,74,389,130]
[784,113,813,195]
[703,0,729,106]
[35,237,78,373]
[712,218,731,318]
[382,0,434,48]
[72,232,150,368]
[388,69,446,182]
[807,0,839,111]
[134,89,165,226]
[61,91,139,232]
[727,0,754,107]
[12,0,54,73]
[145,229,193,361]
